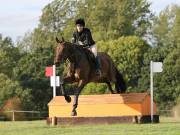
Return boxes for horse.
[55,37,126,116]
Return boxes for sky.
[0,0,180,42]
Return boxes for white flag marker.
[152,62,163,73]
[50,76,60,87]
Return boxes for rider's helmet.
[75,18,85,26]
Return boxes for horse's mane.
[66,42,88,52]
[65,42,92,56]
[65,41,95,67]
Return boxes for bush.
[1,97,25,121]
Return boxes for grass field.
[0,117,180,135]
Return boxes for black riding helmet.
[75,18,85,26]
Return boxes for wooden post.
[51,117,57,126]
[12,111,15,121]
[174,110,178,118]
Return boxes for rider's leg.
[89,45,101,76]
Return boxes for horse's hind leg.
[105,81,115,94]
[115,83,121,94]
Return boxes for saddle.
[82,48,96,69]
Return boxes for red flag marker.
[45,66,53,77]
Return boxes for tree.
[75,0,152,41]
[138,46,180,110]
[157,48,180,109]
[12,50,57,110]
[138,4,180,110]
[0,73,32,109]
[0,34,21,77]
[0,49,11,76]
[153,5,180,52]
[35,0,152,41]
[39,0,77,33]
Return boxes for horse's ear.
[62,37,65,42]
[56,37,60,43]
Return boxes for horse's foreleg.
[71,80,87,116]
[61,75,75,103]
[63,75,75,83]
[60,83,71,103]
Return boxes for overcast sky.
[0,0,180,42]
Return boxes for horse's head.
[55,37,72,64]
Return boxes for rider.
[72,18,101,76]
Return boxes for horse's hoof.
[65,96,71,103]
[71,110,77,116]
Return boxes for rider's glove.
[78,41,84,46]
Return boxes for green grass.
[0,117,180,135]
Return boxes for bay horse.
[55,37,126,116]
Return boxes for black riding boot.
[95,57,101,76]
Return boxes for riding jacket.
[72,28,95,47]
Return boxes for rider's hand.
[78,41,84,46]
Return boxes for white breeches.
[89,45,97,57]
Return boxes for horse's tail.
[115,68,126,93]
